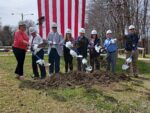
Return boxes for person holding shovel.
[47,22,64,77]
[12,21,29,80]
[63,29,74,73]
[125,25,139,77]
[76,28,89,71]
[88,30,100,72]
[104,30,117,73]
[29,27,46,79]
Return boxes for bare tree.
[86,0,150,53]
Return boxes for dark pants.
[64,54,73,72]
[90,54,100,71]
[106,51,117,73]
[32,49,46,79]
[48,48,60,74]
[12,47,26,76]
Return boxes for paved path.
[118,55,150,63]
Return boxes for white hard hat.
[18,21,26,26]
[51,22,57,28]
[29,27,37,34]
[66,29,72,34]
[106,30,112,34]
[91,30,97,35]
[129,25,135,30]
[79,28,85,33]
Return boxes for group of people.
[12,21,139,80]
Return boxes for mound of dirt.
[29,71,130,89]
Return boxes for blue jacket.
[125,33,139,51]
[103,38,117,53]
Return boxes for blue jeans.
[106,51,117,73]
[48,48,60,74]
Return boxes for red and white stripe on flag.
[37,0,86,39]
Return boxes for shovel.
[122,56,132,70]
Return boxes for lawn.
[0,53,150,113]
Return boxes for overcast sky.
[0,0,90,27]
[0,0,38,26]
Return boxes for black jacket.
[63,39,74,58]
[76,36,89,58]
[125,33,139,51]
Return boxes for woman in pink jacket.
[12,21,29,80]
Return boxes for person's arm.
[103,40,106,47]
[22,40,29,46]
[47,33,53,45]
[38,35,43,44]
[59,34,64,45]
[37,35,46,48]
[15,32,29,46]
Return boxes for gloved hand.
[53,41,56,45]
[65,41,73,49]
[33,44,38,50]
[95,45,102,53]
[49,41,53,46]
[110,38,117,44]
[36,59,45,66]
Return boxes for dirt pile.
[29,71,130,89]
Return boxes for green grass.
[0,53,150,113]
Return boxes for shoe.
[19,76,24,80]
[134,74,139,78]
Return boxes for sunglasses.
[129,29,135,30]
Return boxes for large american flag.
[37,0,86,39]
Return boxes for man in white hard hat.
[76,28,89,71]
[29,27,46,79]
[88,30,101,72]
[47,22,64,76]
[125,25,139,77]
[104,30,117,73]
